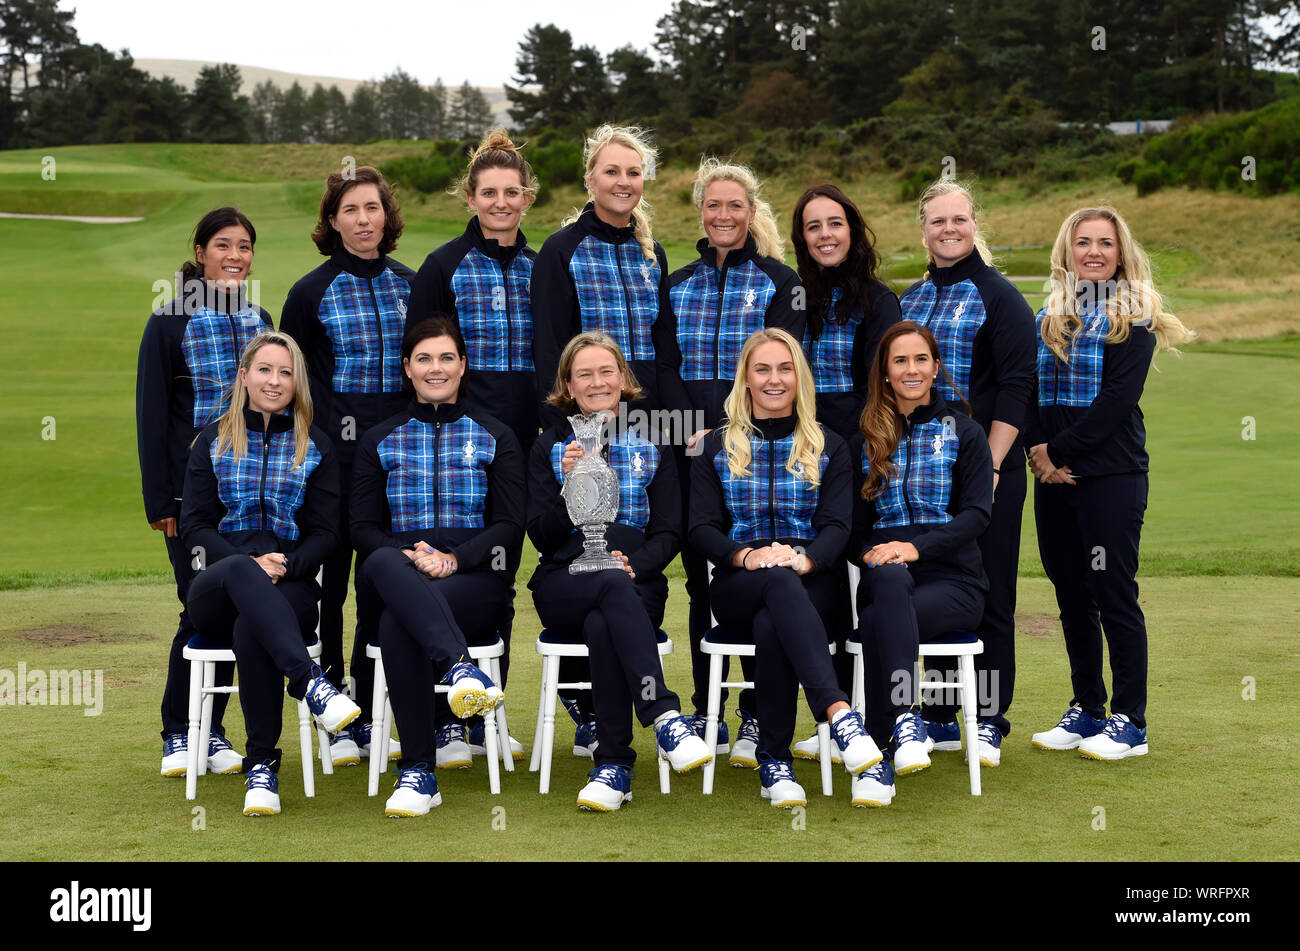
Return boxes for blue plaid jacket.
[1036,302,1109,408]
[180,409,340,582]
[136,292,272,522]
[849,396,991,589]
[690,415,852,575]
[899,252,1036,437]
[549,431,661,533]
[804,286,860,394]
[350,401,526,571]
[280,249,415,468]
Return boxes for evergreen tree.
[187,63,249,142]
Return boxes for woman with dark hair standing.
[787,184,900,759]
[666,157,804,765]
[848,321,992,807]
[181,330,358,816]
[692,328,881,808]
[137,206,272,777]
[281,166,415,765]
[1027,206,1193,760]
[898,181,1036,767]
[790,184,901,442]
[405,129,539,764]
[350,317,524,817]
[528,332,711,810]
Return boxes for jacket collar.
[466,216,528,264]
[751,412,798,441]
[926,250,985,288]
[579,202,637,245]
[330,246,388,280]
[242,405,295,434]
[694,233,758,270]
[408,399,466,426]
[901,392,951,427]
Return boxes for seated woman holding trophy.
[527,331,712,810]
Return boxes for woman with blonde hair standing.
[898,180,1036,767]
[1027,205,1193,760]
[531,124,686,432]
[665,157,805,765]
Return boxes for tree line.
[0,0,493,147]
[507,0,1300,134]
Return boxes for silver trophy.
[563,411,623,574]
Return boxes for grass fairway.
[1,576,1296,862]
[0,142,1297,862]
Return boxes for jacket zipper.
[902,422,917,525]
[367,277,386,389]
[432,420,442,527]
[614,246,638,362]
[496,259,513,371]
[712,261,727,381]
[766,436,778,539]
[258,429,271,532]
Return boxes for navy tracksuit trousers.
[533,567,680,769]
[856,564,984,750]
[363,547,510,770]
[709,567,849,763]
[186,555,318,773]
[1035,473,1148,728]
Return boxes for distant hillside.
[132,59,512,125]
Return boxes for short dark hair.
[401,316,468,399]
[310,166,404,256]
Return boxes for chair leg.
[529,655,547,774]
[818,721,834,796]
[368,654,389,797]
[298,697,315,798]
[851,648,865,717]
[657,650,670,795]
[487,656,514,773]
[538,654,559,795]
[702,652,724,794]
[197,660,216,780]
[483,698,502,794]
[184,658,204,801]
[959,652,982,796]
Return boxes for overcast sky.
[61,0,679,87]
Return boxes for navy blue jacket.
[899,251,1036,450]
[530,203,688,428]
[180,407,339,582]
[406,218,538,448]
[803,265,901,441]
[666,235,805,429]
[527,421,681,588]
[849,394,992,591]
[1026,298,1156,477]
[349,400,524,574]
[690,414,851,575]
[280,248,416,470]
[136,287,272,522]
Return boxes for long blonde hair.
[721,328,824,486]
[565,124,658,261]
[692,157,784,260]
[212,331,314,468]
[1041,206,1195,363]
[916,180,995,268]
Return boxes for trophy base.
[568,551,625,575]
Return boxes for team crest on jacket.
[397,299,407,317]
[952,300,966,321]
[462,439,476,460]
[632,451,644,473]
[932,433,946,456]
[791,460,805,476]
[744,289,757,310]
[640,262,653,286]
